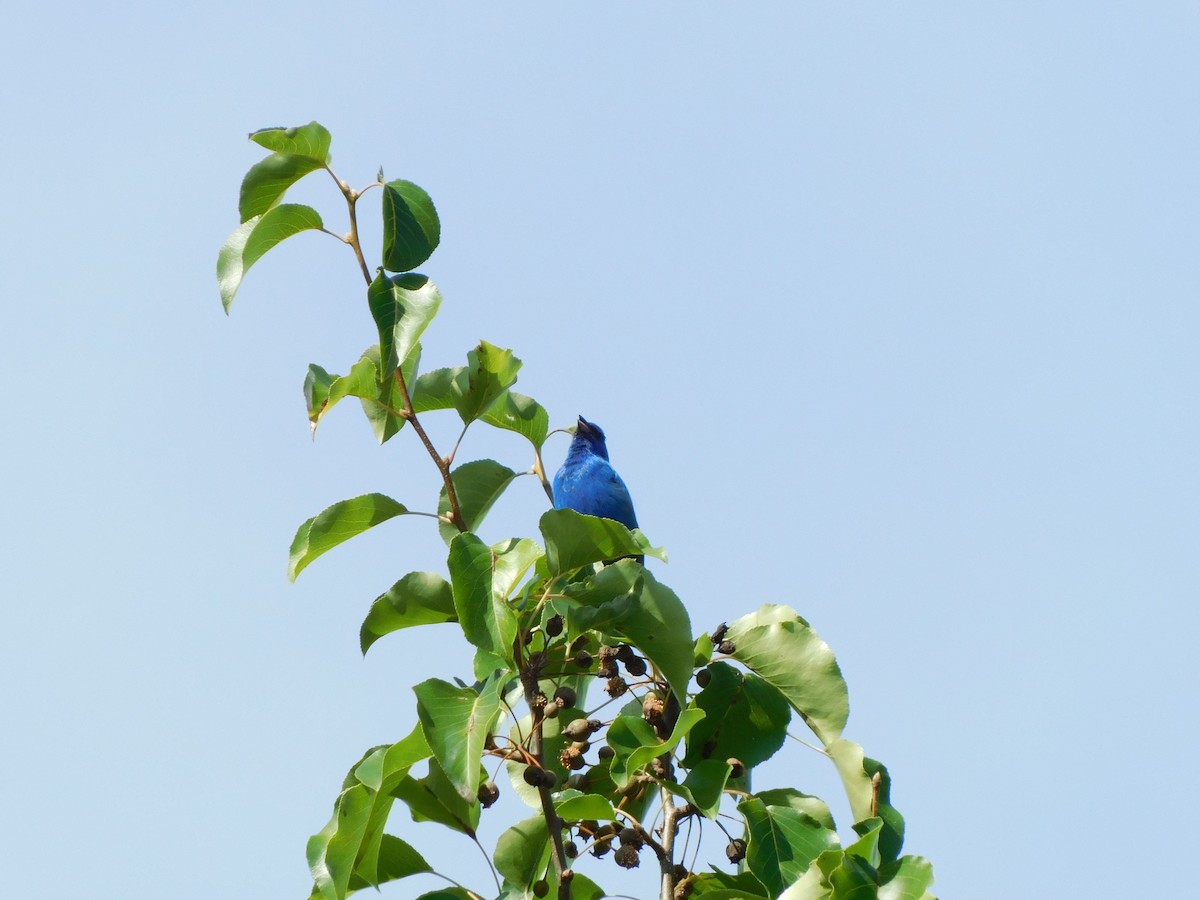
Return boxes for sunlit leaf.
[289,493,410,581]
[540,508,666,574]
[239,152,325,220]
[368,271,442,377]
[391,758,480,837]
[565,561,693,700]
[739,796,841,898]
[482,391,550,448]
[447,533,518,663]
[725,604,848,745]
[360,572,457,654]
[658,758,731,819]
[218,204,324,312]
[878,856,935,900]
[382,179,440,272]
[828,740,905,864]
[606,708,704,788]
[684,662,790,769]
[438,459,520,544]
[554,791,617,822]
[494,815,550,890]
[249,121,332,160]
[415,674,505,800]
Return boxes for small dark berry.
[598,645,618,661]
[522,766,544,787]
[624,656,648,677]
[597,745,615,762]
[553,685,577,708]
[524,630,534,645]
[695,667,712,688]
[596,660,618,679]
[717,640,735,655]
[618,827,643,847]
[570,634,589,652]
[567,772,590,791]
[571,740,591,754]
[605,676,628,698]
[614,844,641,869]
[727,758,745,779]
[533,879,549,897]
[673,863,688,882]
[477,780,500,808]
[574,650,593,669]
[615,644,635,663]
[564,840,578,858]
[725,838,746,864]
[711,622,729,644]
[546,614,564,637]
[559,747,586,771]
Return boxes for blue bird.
[553,416,640,538]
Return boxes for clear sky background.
[3,4,1196,899]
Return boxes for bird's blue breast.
[552,450,639,530]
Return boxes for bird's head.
[573,415,610,459]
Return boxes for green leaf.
[725,604,848,745]
[289,493,410,581]
[305,344,420,442]
[351,725,432,793]
[382,179,440,272]
[878,856,935,900]
[503,707,590,809]
[350,835,431,892]
[739,796,842,898]
[448,533,518,663]
[414,675,505,801]
[828,741,905,865]
[391,758,480,837]
[847,818,883,868]
[307,784,373,900]
[659,758,732,819]
[554,791,617,822]
[482,391,550,448]
[684,662,790,769]
[249,121,332,160]
[368,270,442,377]
[753,788,836,831]
[438,459,520,544]
[454,341,522,423]
[360,572,457,654]
[239,152,324,220]
[490,538,543,600]
[412,891,474,900]
[411,365,463,412]
[605,708,704,788]
[565,561,694,701]
[539,508,665,574]
[218,204,324,312]
[690,871,770,897]
[494,814,551,889]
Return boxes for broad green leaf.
[307,785,373,900]
[289,493,410,581]
[347,835,431,893]
[878,856,935,900]
[411,366,462,412]
[554,872,605,900]
[482,391,550,448]
[753,788,836,831]
[351,724,432,794]
[826,851,879,899]
[847,818,883,868]
[725,604,848,745]
[368,270,442,377]
[684,662,790,769]
[565,561,694,700]
[360,572,457,654]
[415,675,505,801]
[413,890,474,900]
[689,871,770,897]
[218,204,324,312]
[382,179,440,272]
[606,708,704,788]
[249,121,332,160]
[305,344,419,442]
[494,814,550,889]
[448,533,518,663]
[453,341,522,423]
[554,791,616,822]
[827,741,905,865]
[239,152,324,220]
[438,459,520,545]
[391,758,480,837]
[658,758,731,819]
[539,508,665,574]
[739,797,841,898]
[490,538,543,599]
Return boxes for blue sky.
[3,4,1197,898]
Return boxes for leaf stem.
[391,366,467,531]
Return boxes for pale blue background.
[3,4,1196,898]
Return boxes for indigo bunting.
[553,417,641,555]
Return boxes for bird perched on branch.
[552,417,641,561]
